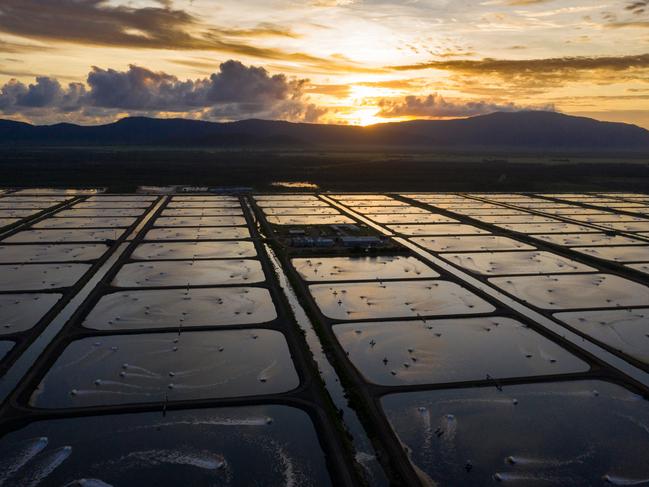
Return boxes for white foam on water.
[64,479,114,487]
[117,416,273,434]
[274,445,296,487]
[19,445,72,487]
[505,448,593,469]
[417,407,433,451]
[257,360,278,382]
[53,347,114,372]
[603,476,649,486]
[0,436,48,485]
[494,472,574,483]
[126,449,226,471]
[120,364,161,378]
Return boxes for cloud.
[627,1,649,15]
[0,60,326,123]
[389,53,649,88]
[377,93,554,118]
[0,40,51,54]
[0,0,367,73]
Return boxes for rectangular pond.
[144,227,251,241]
[30,329,299,407]
[0,294,61,335]
[334,317,588,386]
[3,229,126,243]
[113,260,265,287]
[131,242,257,260]
[555,308,649,365]
[411,235,534,253]
[0,244,108,263]
[309,280,495,321]
[292,256,439,282]
[440,251,594,276]
[381,380,649,487]
[0,405,332,486]
[83,287,277,330]
[490,273,649,310]
[0,263,91,291]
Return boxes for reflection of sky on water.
[335,317,588,386]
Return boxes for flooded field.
[334,317,588,385]
[412,235,534,252]
[1,190,649,487]
[83,288,277,330]
[267,215,355,225]
[154,216,246,227]
[31,329,298,407]
[33,217,136,229]
[0,244,108,263]
[555,309,649,365]
[0,405,332,486]
[0,294,61,334]
[0,263,90,291]
[4,229,126,243]
[143,227,251,241]
[382,381,649,486]
[309,280,494,320]
[292,256,439,282]
[113,260,265,287]
[490,273,649,310]
[131,242,256,260]
[440,251,594,275]
[388,224,489,236]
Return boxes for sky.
[1,0,649,127]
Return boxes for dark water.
[382,380,649,486]
[0,341,13,361]
[0,405,332,486]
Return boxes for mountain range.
[1,111,648,151]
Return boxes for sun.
[346,107,386,126]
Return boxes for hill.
[1,111,648,151]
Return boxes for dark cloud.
[0,0,200,50]
[0,77,85,114]
[627,1,649,15]
[0,40,51,54]
[391,53,649,74]
[0,0,369,74]
[377,93,554,118]
[0,60,326,123]
[389,54,649,88]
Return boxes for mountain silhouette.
[1,111,648,150]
